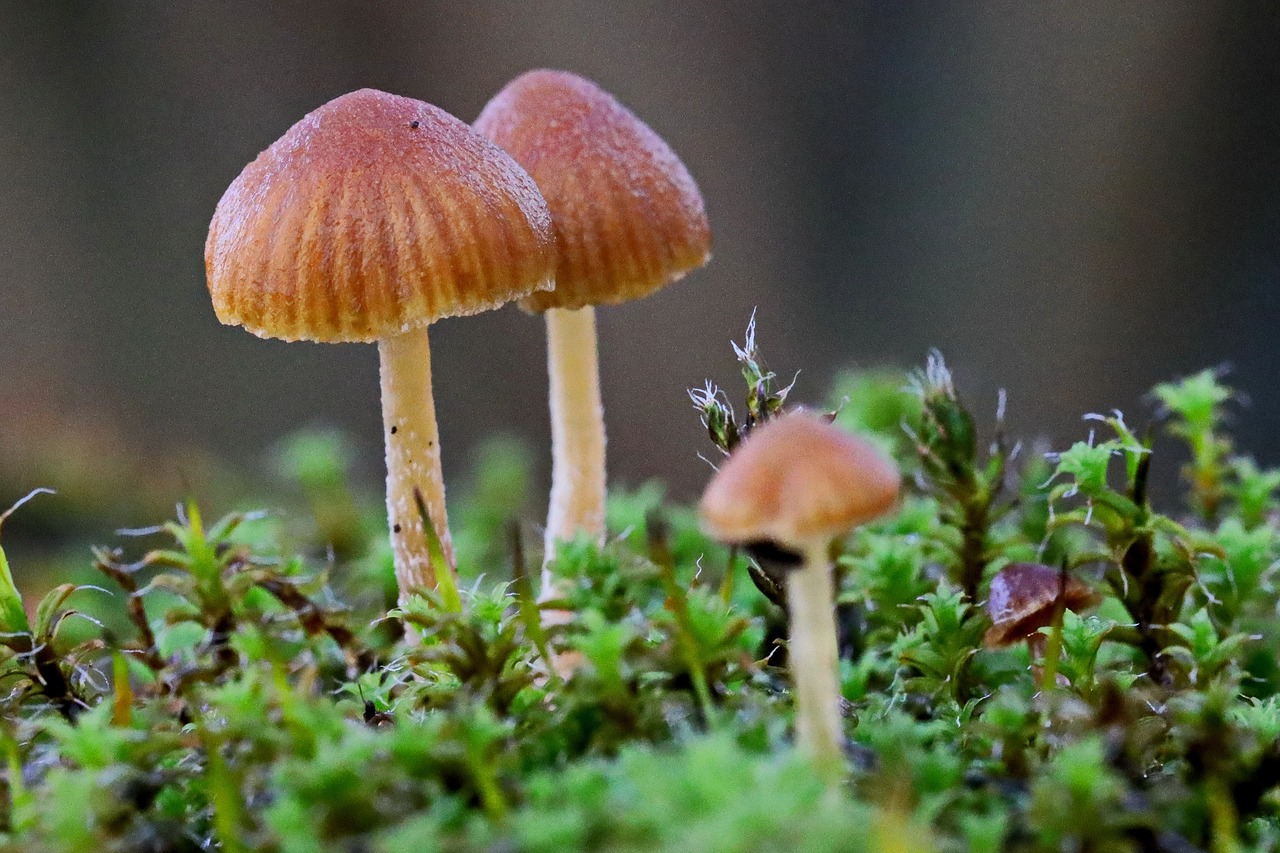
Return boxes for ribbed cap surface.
[474,70,710,312]
[699,412,901,549]
[206,88,554,342]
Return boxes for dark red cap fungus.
[983,562,1101,648]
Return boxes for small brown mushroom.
[983,562,1100,650]
[699,411,900,782]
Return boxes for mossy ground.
[2,326,1280,852]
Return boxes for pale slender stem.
[543,305,607,592]
[1038,601,1067,690]
[379,325,456,601]
[786,540,845,783]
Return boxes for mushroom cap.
[473,69,711,313]
[698,412,901,550]
[206,88,554,343]
[983,562,1101,648]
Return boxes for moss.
[1,325,1280,851]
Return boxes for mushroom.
[699,411,900,780]
[206,89,554,601]
[474,70,711,590]
[983,563,1100,682]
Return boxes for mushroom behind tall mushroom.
[206,88,555,601]
[474,70,712,592]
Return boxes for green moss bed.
[3,328,1280,852]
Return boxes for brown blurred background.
[2,1,1278,536]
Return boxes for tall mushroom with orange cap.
[474,70,711,589]
[206,89,554,601]
[700,412,900,781]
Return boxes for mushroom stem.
[543,305,607,586]
[378,325,456,600]
[786,540,845,783]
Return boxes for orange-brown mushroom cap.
[983,562,1101,648]
[206,88,554,343]
[699,412,901,549]
[473,70,711,313]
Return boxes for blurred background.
[2,2,1278,550]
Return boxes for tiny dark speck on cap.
[409,120,420,129]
